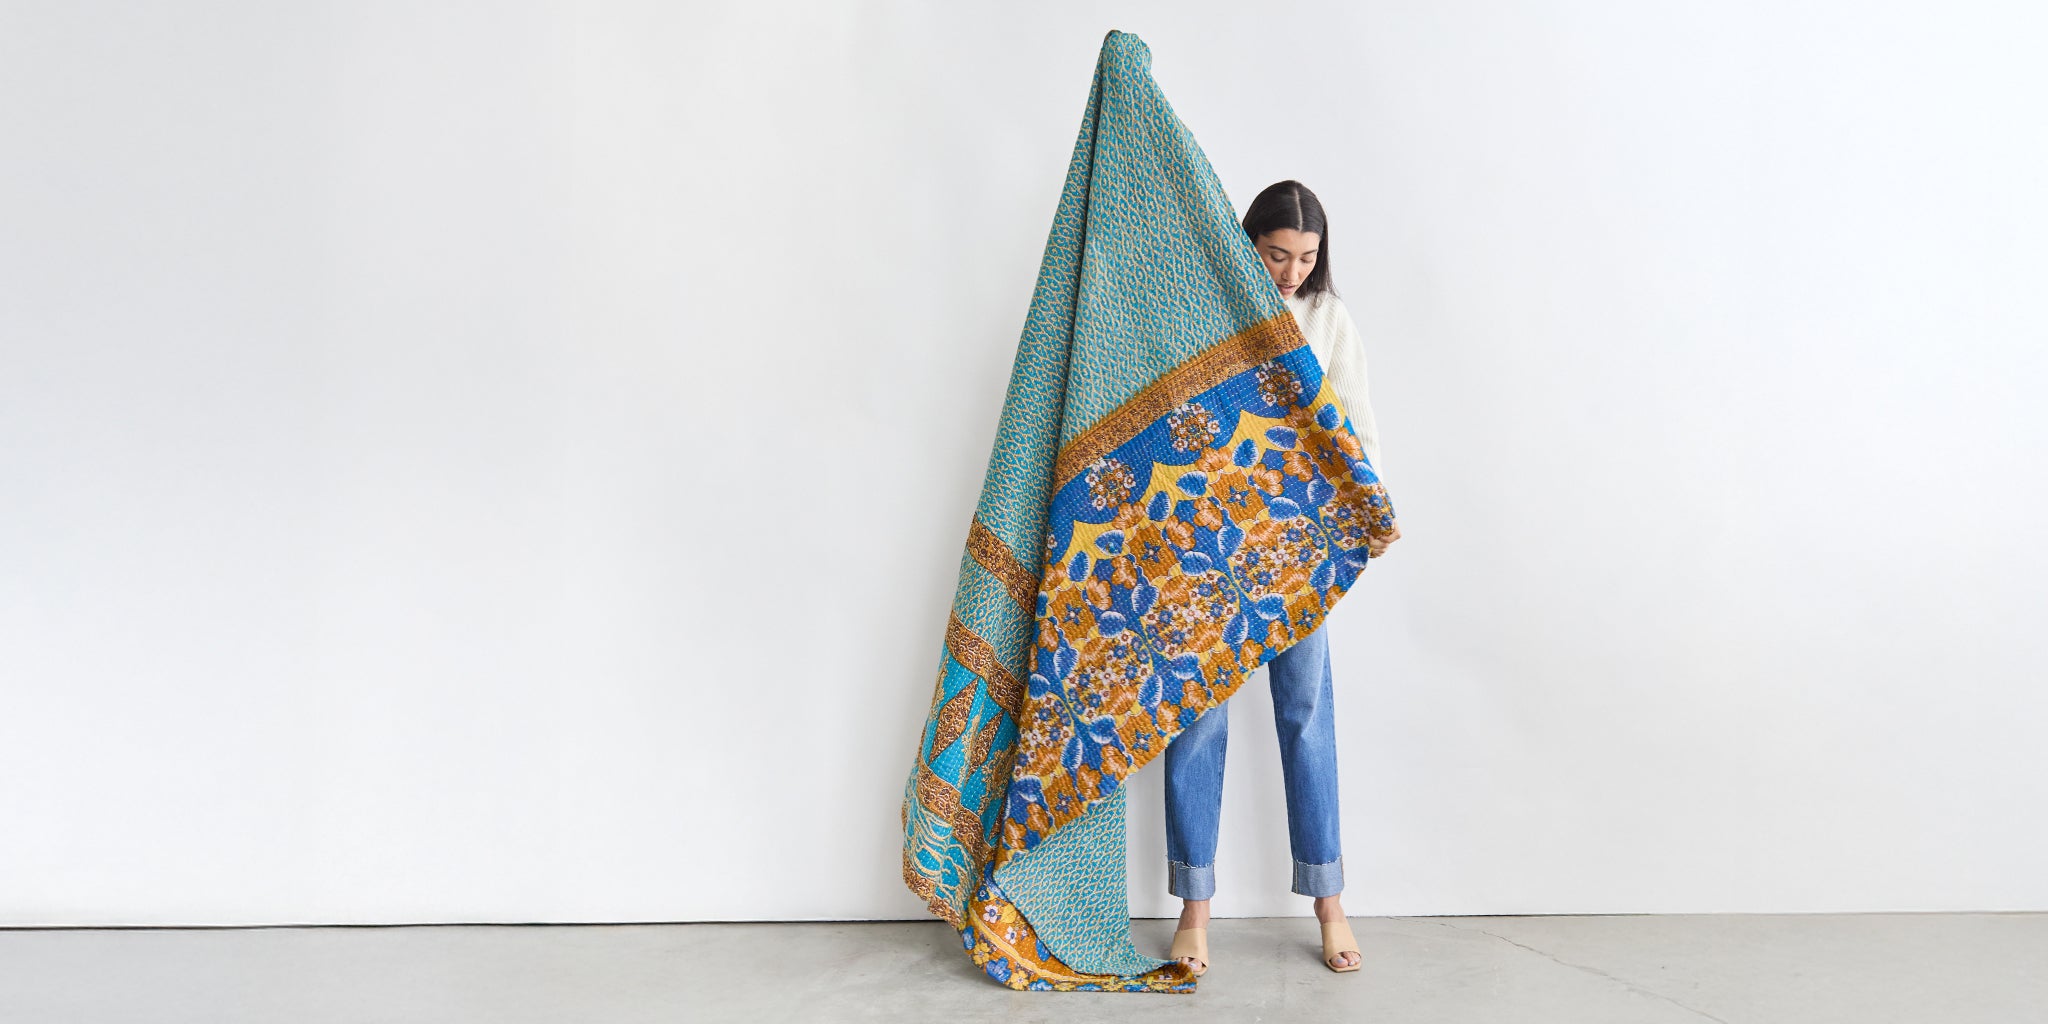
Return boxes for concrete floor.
[2,912,2042,1023]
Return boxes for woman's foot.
[1313,895,1360,969]
[1172,899,1211,973]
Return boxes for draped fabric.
[898,29,1397,993]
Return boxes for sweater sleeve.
[1323,299,1385,481]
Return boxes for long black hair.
[1242,179,1336,299]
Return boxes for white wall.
[1,0,2043,927]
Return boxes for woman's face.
[1253,228,1319,298]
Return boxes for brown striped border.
[966,517,1040,613]
[1052,312,1307,488]
[931,683,976,755]
[946,612,1027,718]
[901,847,956,927]
[903,715,1016,930]
[915,759,993,870]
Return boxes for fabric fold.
[899,28,1397,993]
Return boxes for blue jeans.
[1163,624,1343,899]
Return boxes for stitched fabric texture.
[899,28,1396,993]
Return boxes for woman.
[1164,179,1400,977]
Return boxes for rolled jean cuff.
[1167,859,1216,901]
[1292,855,1344,897]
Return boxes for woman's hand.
[1366,521,1402,558]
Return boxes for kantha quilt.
[898,28,1397,993]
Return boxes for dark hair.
[1242,179,1336,299]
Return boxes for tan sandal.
[1320,917,1362,972]
[1169,925,1209,976]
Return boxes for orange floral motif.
[1167,402,1221,452]
[1084,457,1137,510]
[1162,517,1196,549]
[1037,616,1062,651]
[1229,518,1324,599]
[1108,556,1140,589]
[1125,521,1180,579]
[1320,480,1385,548]
[1319,428,1363,462]
[1139,570,1236,655]
[1044,586,1096,646]
[1255,361,1304,407]
[1211,469,1268,519]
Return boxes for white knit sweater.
[1284,289,1385,480]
